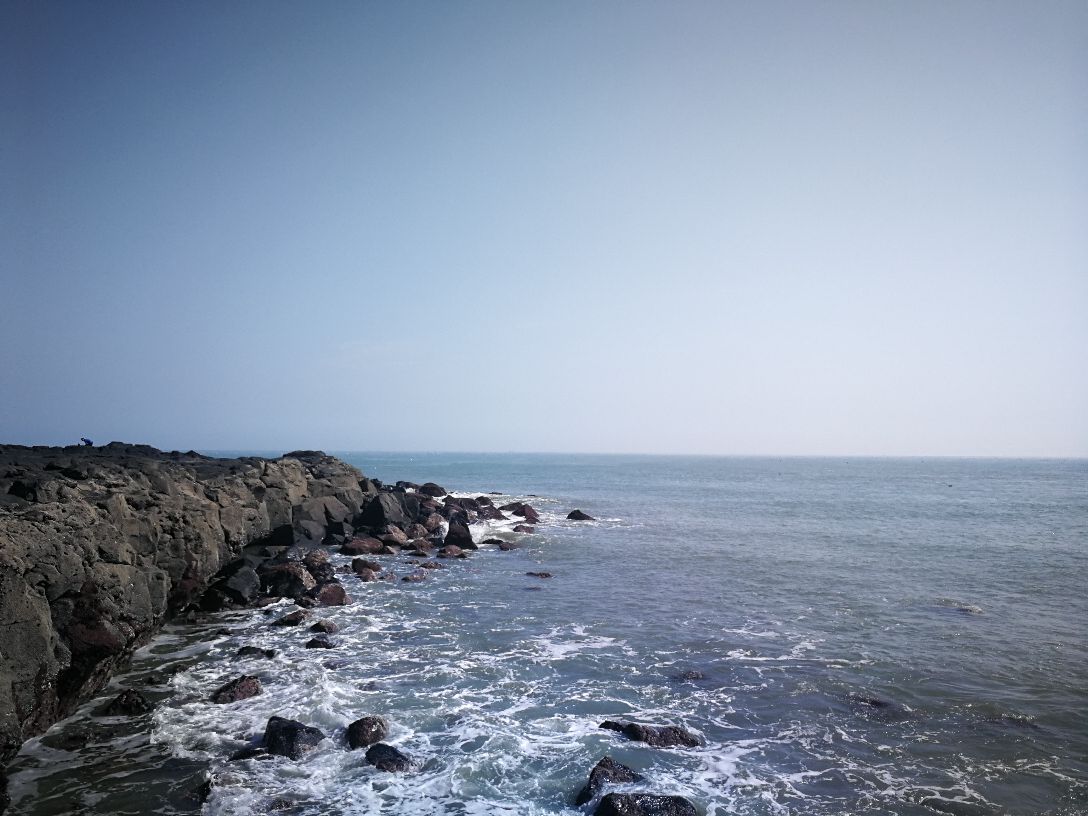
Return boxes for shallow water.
[7,455,1088,814]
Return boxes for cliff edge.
[0,443,374,805]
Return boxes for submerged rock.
[526,571,552,579]
[365,742,413,771]
[599,721,701,748]
[512,524,535,533]
[272,610,311,627]
[211,675,262,704]
[236,646,277,659]
[305,636,336,649]
[98,689,154,716]
[595,793,698,816]
[263,716,325,760]
[576,756,644,806]
[346,716,389,749]
[567,509,595,521]
[309,619,339,634]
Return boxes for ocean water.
[7,455,1088,815]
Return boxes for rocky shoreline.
[0,444,698,815]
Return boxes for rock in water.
[263,716,325,759]
[98,689,154,716]
[236,646,277,659]
[211,675,262,703]
[365,742,413,771]
[576,756,644,806]
[594,793,699,816]
[418,482,448,497]
[599,721,702,748]
[567,509,596,521]
[444,520,476,550]
[346,716,389,749]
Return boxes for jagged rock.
[599,721,702,748]
[98,689,153,716]
[365,742,412,771]
[576,756,644,806]
[346,716,388,749]
[567,509,595,521]
[357,493,410,530]
[444,521,476,550]
[594,793,699,816]
[263,716,325,759]
[313,582,349,606]
[211,675,262,703]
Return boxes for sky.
[2,1,1086,456]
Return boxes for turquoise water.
[7,455,1087,815]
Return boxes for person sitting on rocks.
[80,437,94,446]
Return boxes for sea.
[6,454,1087,815]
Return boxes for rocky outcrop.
[576,756,644,806]
[0,443,372,782]
[599,721,702,748]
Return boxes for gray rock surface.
[0,443,371,783]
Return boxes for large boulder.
[98,689,153,716]
[576,756,644,806]
[594,793,699,816]
[418,482,448,497]
[211,675,262,704]
[263,716,325,760]
[599,721,702,748]
[365,742,413,771]
[346,716,389,749]
[567,509,595,521]
[206,559,261,605]
[444,521,475,550]
[356,493,410,530]
[340,536,384,556]
[312,582,349,606]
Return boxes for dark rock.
[497,541,520,551]
[211,675,262,703]
[208,559,262,605]
[405,523,429,539]
[305,636,335,649]
[576,756,644,806]
[313,582,350,606]
[513,524,535,533]
[444,521,476,550]
[356,493,410,530]
[365,742,413,772]
[402,571,427,583]
[237,646,277,659]
[567,509,595,521]
[228,745,268,761]
[421,513,444,532]
[309,619,339,634]
[599,721,701,748]
[418,560,444,569]
[260,562,317,599]
[500,502,541,523]
[341,536,384,555]
[437,545,466,559]
[526,571,552,579]
[263,716,325,759]
[351,557,382,574]
[382,526,409,545]
[346,716,389,749]
[418,482,448,497]
[671,669,706,681]
[594,793,699,816]
[354,568,379,582]
[98,689,154,716]
[272,610,311,626]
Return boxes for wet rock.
[263,716,325,759]
[260,562,317,599]
[513,524,535,533]
[341,536,385,555]
[567,509,595,521]
[480,538,505,547]
[98,689,154,716]
[211,675,262,703]
[346,716,389,749]
[576,756,644,806]
[365,742,413,772]
[526,571,552,579]
[402,571,427,583]
[357,493,410,530]
[352,557,382,573]
[207,560,262,606]
[438,545,467,559]
[309,619,339,634]
[405,523,429,539]
[498,541,520,551]
[272,610,311,626]
[421,512,444,532]
[382,526,409,545]
[237,646,277,659]
[599,721,701,748]
[501,502,541,523]
[444,520,476,550]
[671,669,705,681]
[594,793,699,816]
[228,745,269,761]
[354,567,379,582]
[419,482,448,497]
[313,582,350,606]
[305,636,335,649]
[419,560,444,569]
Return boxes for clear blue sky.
[2,1,1086,456]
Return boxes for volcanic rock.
[346,716,389,749]
[211,675,262,703]
[263,716,325,759]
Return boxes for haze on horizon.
[2,1,1086,458]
